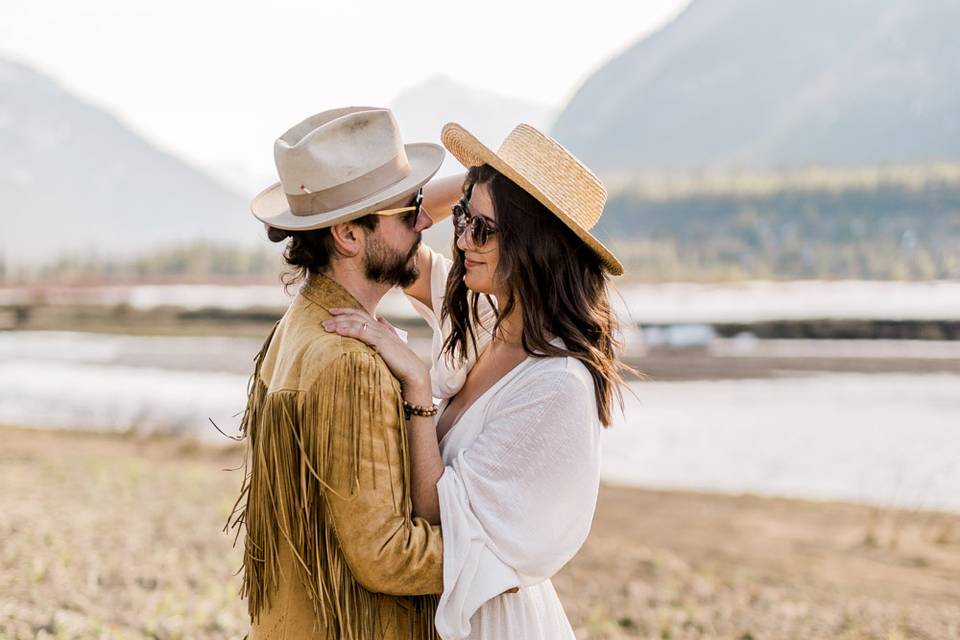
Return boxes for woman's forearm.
[405,172,465,310]
[404,384,444,525]
[423,172,466,224]
[401,172,464,522]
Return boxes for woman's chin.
[463,272,493,295]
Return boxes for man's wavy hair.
[440,164,631,427]
[266,216,379,291]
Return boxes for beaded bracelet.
[403,399,439,420]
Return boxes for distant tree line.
[3,242,284,285]
[596,165,960,281]
[6,165,960,283]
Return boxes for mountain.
[0,59,262,266]
[551,0,960,171]
[391,75,556,176]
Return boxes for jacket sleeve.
[306,347,444,596]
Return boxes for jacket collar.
[299,272,363,310]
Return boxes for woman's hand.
[323,307,431,398]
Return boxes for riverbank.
[5,300,960,343]
[2,426,957,639]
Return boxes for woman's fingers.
[324,308,383,341]
[324,311,428,389]
[322,319,372,335]
[328,307,374,323]
[322,318,382,346]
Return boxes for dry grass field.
[2,426,958,639]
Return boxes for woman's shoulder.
[531,338,594,378]
[513,352,595,399]
[488,355,600,438]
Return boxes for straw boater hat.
[251,107,444,230]
[441,122,624,276]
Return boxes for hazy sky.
[2,0,689,186]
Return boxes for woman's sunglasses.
[452,199,498,248]
[373,189,423,229]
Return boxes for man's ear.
[329,221,365,258]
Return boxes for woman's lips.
[464,258,482,269]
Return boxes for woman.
[322,122,629,640]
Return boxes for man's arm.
[313,348,443,595]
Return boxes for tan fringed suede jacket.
[226,274,443,640]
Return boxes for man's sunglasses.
[373,189,423,229]
[452,199,498,248]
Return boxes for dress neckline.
[437,351,535,447]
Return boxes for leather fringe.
[224,325,438,639]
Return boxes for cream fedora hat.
[441,122,624,276]
[251,107,444,230]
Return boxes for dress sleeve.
[433,366,602,639]
[405,247,496,399]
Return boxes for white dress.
[406,249,602,640]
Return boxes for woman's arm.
[402,379,444,524]
[406,172,466,311]
[423,172,465,225]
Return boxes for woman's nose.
[456,228,471,251]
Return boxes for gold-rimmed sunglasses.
[372,189,423,229]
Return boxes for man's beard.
[364,235,420,288]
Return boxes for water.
[605,375,960,513]
[0,332,260,437]
[0,284,418,318]
[5,279,960,322]
[0,359,246,437]
[612,279,960,323]
[2,331,958,512]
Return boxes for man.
[225,107,452,639]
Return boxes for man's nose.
[415,209,434,233]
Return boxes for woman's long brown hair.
[440,164,631,426]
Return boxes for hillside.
[0,59,262,266]
[552,0,960,170]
